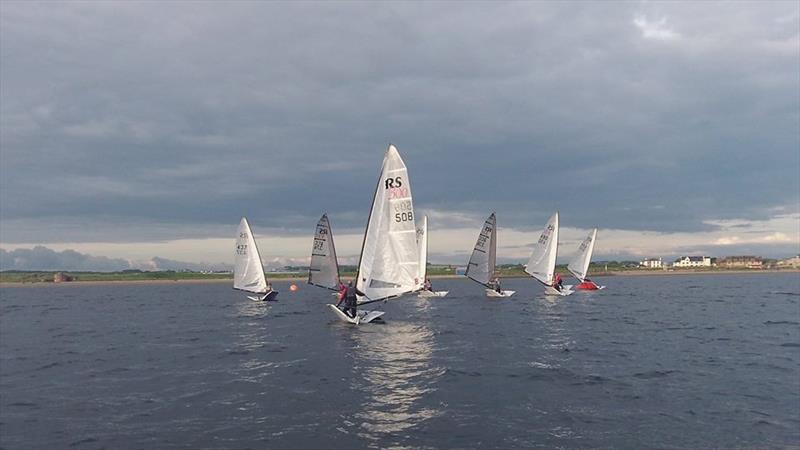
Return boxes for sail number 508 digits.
[394,200,413,223]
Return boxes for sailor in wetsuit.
[336,280,364,318]
[553,273,564,292]
[492,277,502,293]
[424,278,433,291]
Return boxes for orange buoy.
[289,284,298,292]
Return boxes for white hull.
[328,304,385,324]
[248,290,279,302]
[418,290,449,298]
[544,285,573,296]
[485,289,516,298]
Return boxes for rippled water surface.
[1,273,799,449]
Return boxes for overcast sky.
[1,1,798,269]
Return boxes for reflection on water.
[350,317,444,445]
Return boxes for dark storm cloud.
[1,1,798,243]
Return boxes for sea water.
[1,273,798,449]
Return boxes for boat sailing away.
[327,144,420,324]
[416,215,449,298]
[466,213,515,297]
[568,228,605,290]
[524,212,573,296]
[234,217,278,302]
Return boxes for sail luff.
[417,215,428,284]
[524,212,559,286]
[308,213,341,290]
[356,144,420,301]
[465,212,496,287]
[233,217,268,294]
[568,228,596,282]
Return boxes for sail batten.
[568,228,597,282]
[525,212,560,286]
[356,145,420,301]
[308,213,341,290]
[233,217,268,294]
[465,213,497,287]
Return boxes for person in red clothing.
[553,273,564,292]
[336,281,347,301]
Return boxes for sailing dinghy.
[568,228,605,291]
[416,215,449,298]
[524,212,573,296]
[328,144,420,323]
[309,214,386,323]
[466,213,515,297]
[234,217,278,302]
[308,213,342,291]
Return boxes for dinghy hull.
[418,290,449,298]
[328,304,384,324]
[575,281,604,291]
[544,285,573,296]
[485,289,515,298]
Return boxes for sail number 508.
[394,200,413,223]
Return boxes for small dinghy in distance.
[416,216,448,298]
[525,212,573,297]
[568,228,605,291]
[309,213,385,323]
[466,213,515,298]
[234,217,278,302]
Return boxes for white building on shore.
[640,258,663,269]
[673,256,713,268]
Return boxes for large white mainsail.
[568,228,597,282]
[356,144,420,302]
[416,215,428,284]
[234,217,268,294]
[308,213,340,290]
[525,212,560,285]
[466,213,497,286]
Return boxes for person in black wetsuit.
[336,280,363,318]
[492,277,502,293]
[553,273,564,292]
[424,278,433,291]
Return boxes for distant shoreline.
[1,268,796,287]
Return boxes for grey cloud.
[0,246,131,271]
[0,246,231,272]
[1,2,797,244]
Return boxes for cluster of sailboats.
[233,144,604,324]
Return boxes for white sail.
[356,144,420,301]
[416,215,428,284]
[308,213,340,290]
[568,228,597,282]
[525,212,559,285]
[233,217,268,294]
[465,213,497,286]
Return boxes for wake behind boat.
[524,212,573,297]
[466,213,515,297]
[233,217,278,302]
[568,228,605,291]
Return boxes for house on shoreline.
[718,256,763,269]
[640,258,663,269]
[673,256,713,268]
